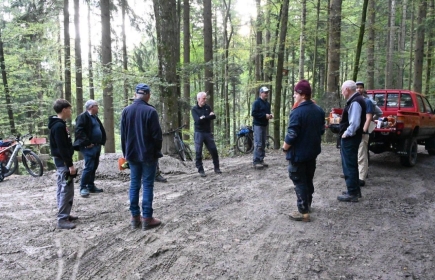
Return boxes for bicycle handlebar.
[163,124,187,135]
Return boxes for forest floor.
[0,143,435,279]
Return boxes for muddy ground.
[0,143,434,279]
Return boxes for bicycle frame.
[2,142,21,170]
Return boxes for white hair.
[197,92,206,100]
[342,80,357,92]
[85,99,98,110]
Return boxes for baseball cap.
[135,83,151,94]
[294,79,312,95]
[259,86,269,93]
[356,81,364,87]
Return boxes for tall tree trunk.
[121,0,129,107]
[57,14,64,99]
[352,0,368,82]
[101,0,115,152]
[74,0,83,115]
[255,0,262,98]
[425,0,434,95]
[385,0,396,88]
[397,0,407,89]
[366,0,375,89]
[413,0,427,93]
[298,0,306,80]
[312,0,321,96]
[223,0,233,146]
[183,0,191,139]
[326,0,342,108]
[0,28,16,135]
[64,0,72,115]
[88,2,94,99]
[273,0,289,149]
[408,1,415,90]
[203,0,214,114]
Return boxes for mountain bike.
[236,126,275,154]
[165,125,193,161]
[0,134,44,181]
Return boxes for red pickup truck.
[329,89,435,167]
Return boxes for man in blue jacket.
[251,86,273,168]
[121,83,163,230]
[282,80,325,222]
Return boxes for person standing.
[282,80,325,222]
[337,80,366,202]
[191,92,221,177]
[48,99,77,229]
[251,86,273,168]
[121,83,163,230]
[74,100,106,197]
[356,81,374,187]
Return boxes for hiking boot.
[199,170,207,177]
[337,193,359,202]
[142,217,162,230]
[341,190,362,198]
[57,219,76,229]
[80,188,90,197]
[214,168,222,174]
[260,162,269,168]
[359,179,365,187]
[289,211,310,222]
[130,216,141,229]
[155,174,168,183]
[68,215,78,221]
[88,186,103,193]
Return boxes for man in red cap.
[282,80,325,222]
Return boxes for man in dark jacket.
[48,99,77,229]
[191,92,221,177]
[337,80,367,202]
[282,80,325,222]
[121,83,163,230]
[251,86,273,168]
[73,100,106,197]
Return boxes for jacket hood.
[48,116,65,129]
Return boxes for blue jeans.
[288,159,316,214]
[341,135,362,196]
[129,160,157,218]
[253,125,267,163]
[80,145,101,190]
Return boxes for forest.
[1,0,434,154]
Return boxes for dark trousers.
[80,145,101,190]
[341,135,362,196]
[194,132,219,171]
[288,159,316,214]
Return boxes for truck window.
[417,96,426,113]
[400,93,413,108]
[387,93,399,107]
[374,93,385,106]
[422,97,434,114]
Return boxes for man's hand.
[266,114,274,120]
[69,166,76,175]
[86,143,94,148]
[200,116,205,119]
[282,142,291,153]
[209,112,215,116]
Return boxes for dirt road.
[1,144,434,279]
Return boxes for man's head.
[197,92,207,107]
[356,81,365,93]
[85,99,99,115]
[259,86,269,100]
[341,80,357,99]
[53,99,72,120]
[135,83,151,102]
[294,80,312,103]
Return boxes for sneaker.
[130,216,141,229]
[340,174,345,178]
[142,217,162,230]
[155,174,168,183]
[253,162,263,169]
[337,193,359,202]
[57,219,76,229]
[289,211,310,222]
[199,170,207,177]
[359,179,365,187]
[214,168,222,174]
[88,186,103,193]
[67,215,78,221]
[341,190,362,198]
[80,188,90,197]
[260,162,269,168]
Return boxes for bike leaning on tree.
[235,125,275,154]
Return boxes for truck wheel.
[400,138,418,167]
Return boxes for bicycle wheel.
[22,150,44,177]
[184,144,193,161]
[236,135,253,154]
[174,137,187,161]
[1,150,18,177]
[265,135,275,152]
